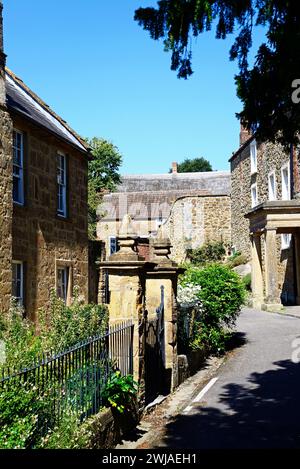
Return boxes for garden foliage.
[178,263,246,354]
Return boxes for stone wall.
[11,114,89,320]
[0,105,13,313]
[163,195,231,263]
[98,195,231,264]
[231,139,295,304]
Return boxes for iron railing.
[0,321,134,435]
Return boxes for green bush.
[242,273,252,291]
[38,411,93,449]
[38,291,108,354]
[179,263,246,354]
[186,241,226,265]
[0,295,109,449]
[226,253,248,269]
[181,264,246,328]
[0,378,55,449]
[0,294,108,369]
[102,371,138,414]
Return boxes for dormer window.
[250,139,257,174]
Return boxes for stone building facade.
[0,6,89,320]
[230,126,300,309]
[97,168,231,264]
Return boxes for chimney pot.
[172,162,178,174]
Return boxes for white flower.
[177,283,203,309]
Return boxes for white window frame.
[57,152,67,217]
[250,139,257,175]
[281,163,291,201]
[12,261,24,305]
[109,236,118,256]
[251,183,258,208]
[56,266,69,303]
[268,171,277,201]
[281,233,292,250]
[13,129,24,205]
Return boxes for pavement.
[117,307,300,449]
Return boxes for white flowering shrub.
[177,283,203,310]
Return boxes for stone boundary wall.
[163,195,232,263]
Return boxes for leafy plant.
[0,377,55,449]
[179,263,246,354]
[242,273,252,292]
[87,137,122,239]
[226,253,248,269]
[186,241,227,266]
[38,411,93,449]
[102,371,138,414]
[38,291,108,354]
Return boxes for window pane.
[110,238,117,255]
[57,154,66,216]
[12,262,23,304]
[57,267,69,302]
[13,176,21,203]
[12,131,24,204]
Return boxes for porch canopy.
[245,201,300,311]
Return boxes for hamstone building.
[98,163,231,264]
[231,126,300,311]
[0,3,89,320]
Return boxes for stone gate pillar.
[99,215,149,401]
[145,236,183,393]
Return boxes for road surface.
[152,308,300,448]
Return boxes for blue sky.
[3,0,264,174]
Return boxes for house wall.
[231,140,295,304]
[163,195,231,263]
[0,105,13,313]
[98,195,231,264]
[11,115,89,320]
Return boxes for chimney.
[0,1,6,107]
[239,122,252,146]
[172,162,178,174]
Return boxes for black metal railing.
[0,321,134,435]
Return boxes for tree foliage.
[87,138,122,239]
[170,157,212,173]
[134,1,300,147]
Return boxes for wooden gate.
[144,286,165,404]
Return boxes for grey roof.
[101,171,231,221]
[6,69,88,153]
[116,171,231,194]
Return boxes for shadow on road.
[155,359,300,448]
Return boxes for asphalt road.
[155,308,300,449]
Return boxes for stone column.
[294,232,300,305]
[250,233,264,309]
[263,228,282,311]
[99,215,149,401]
[145,236,183,393]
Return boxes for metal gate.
[144,286,165,403]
